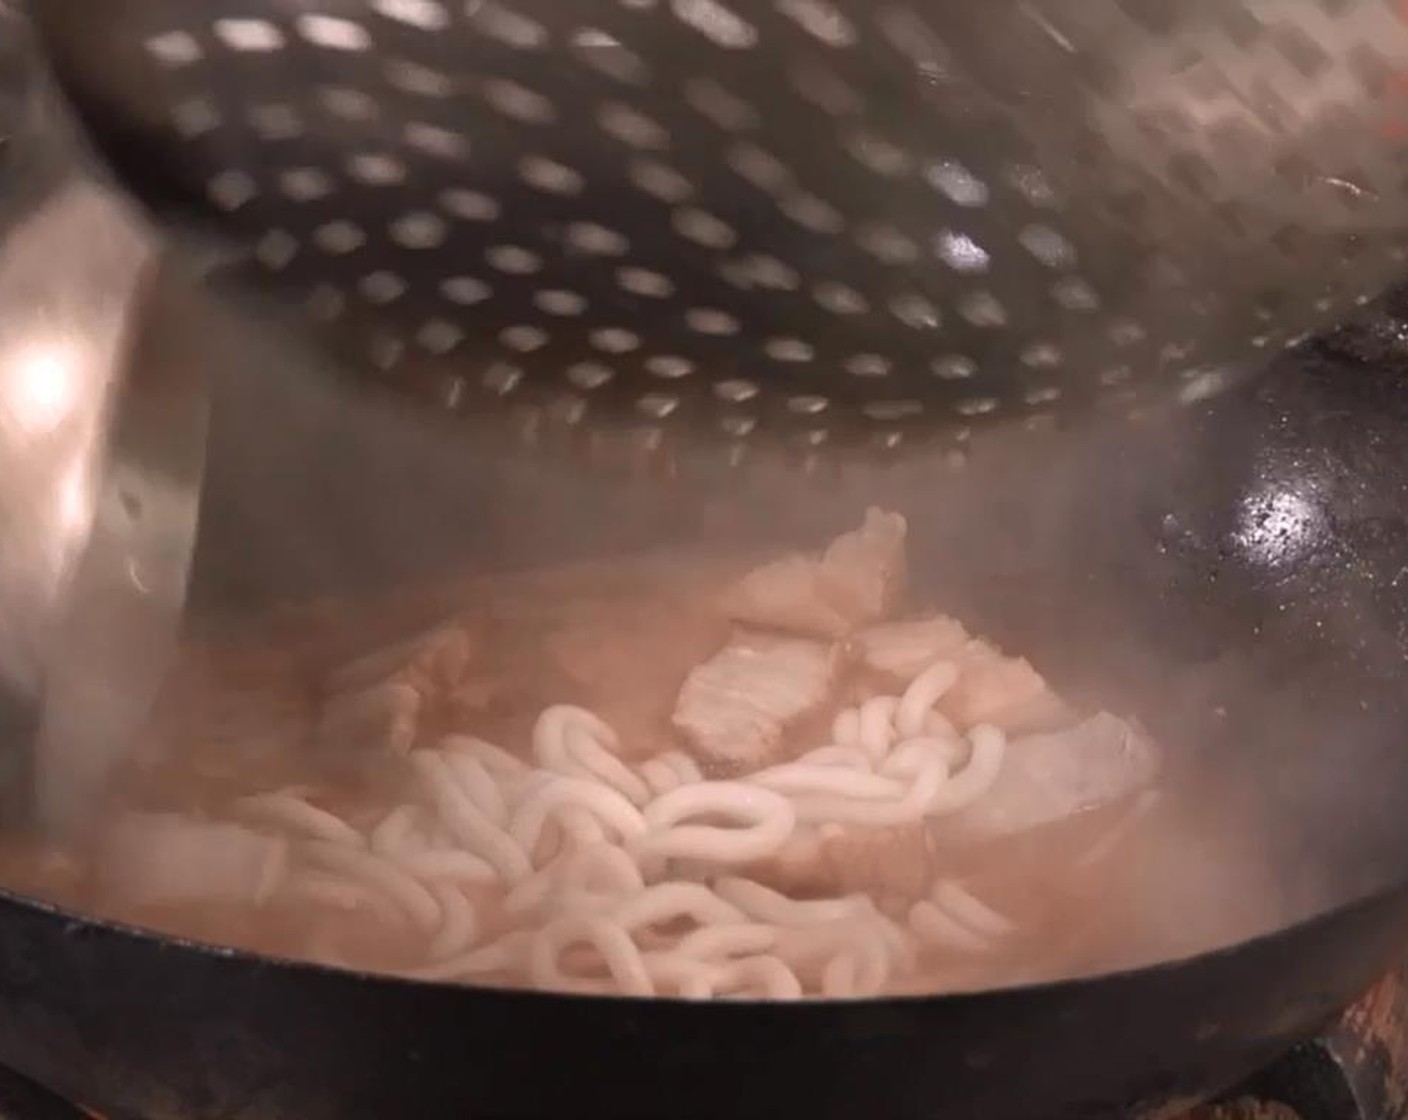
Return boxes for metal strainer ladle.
[26,0,1408,455]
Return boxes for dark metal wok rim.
[8,863,1402,1012]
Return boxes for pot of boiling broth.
[6,1,1408,1118]
[0,273,1406,1120]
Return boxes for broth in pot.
[0,509,1290,999]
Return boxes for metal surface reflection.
[1233,484,1327,573]
[0,8,208,835]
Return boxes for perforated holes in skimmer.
[132,0,1375,452]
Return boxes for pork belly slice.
[315,679,421,756]
[721,508,908,638]
[943,642,1074,733]
[96,812,285,908]
[852,615,972,679]
[855,620,1072,733]
[938,713,1159,845]
[313,625,473,755]
[672,631,841,771]
[820,507,909,623]
[748,828,830,895]
[747,823,935,913]
[547,597,725,754]
[822,823,934,911]
[325,624,472,697]
[720,555,852,638]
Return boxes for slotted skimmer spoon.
[24,0,1408,456]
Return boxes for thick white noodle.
[789,748,946,827]
[254,838,291,905]
[412,751,532,882]
[209,620,1087,998]
[714,877,868,928]
[533,705,619,767]
[304,840,443,932]
[503,769,554,807]
[749,762,907,801]
[547,888,620,918]
[926,724,1006,816]
[611,882,748,931]
[847,925,907,992]
[369,805,422,857]
[427,821,461,853]
[442,753,509,826]
[858,696,900,760]
[566,723,653,806]
[831,708,861,750]
[881,736,955,779]
[923,709,960,742]
[660,750,703,785]
[821,952,862,997]
[552,805,608,853]
[714,955,804,999]
[820,938,891,997]
[639,758,683,797]
[397,848,498,886]
[503,854,569,916]
[895,660,960,739]
[506,843,644,915]
[510,777,647,858]
[931,880,1017,939]
[530,912,653,996]
[872,907,920,970]
[282,869,383,914]
[427,882,479,959]
[797,744,872,769]
[234,792,366,848]
[670,922,778,961]
[908,899,993,952]
[534,705,653,807]
[775,918,902,996]
[642,951,722,997]
[409,931,532,982]
[635,783,797,864]
[558,843,647,896]
[443,733,530,776]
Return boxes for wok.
[1,255,1408,1120]
[6,10,1408,1120]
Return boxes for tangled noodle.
[219,657,1022,998]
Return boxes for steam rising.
[164,297,1408,970]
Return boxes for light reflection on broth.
[0,512,1289,998]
